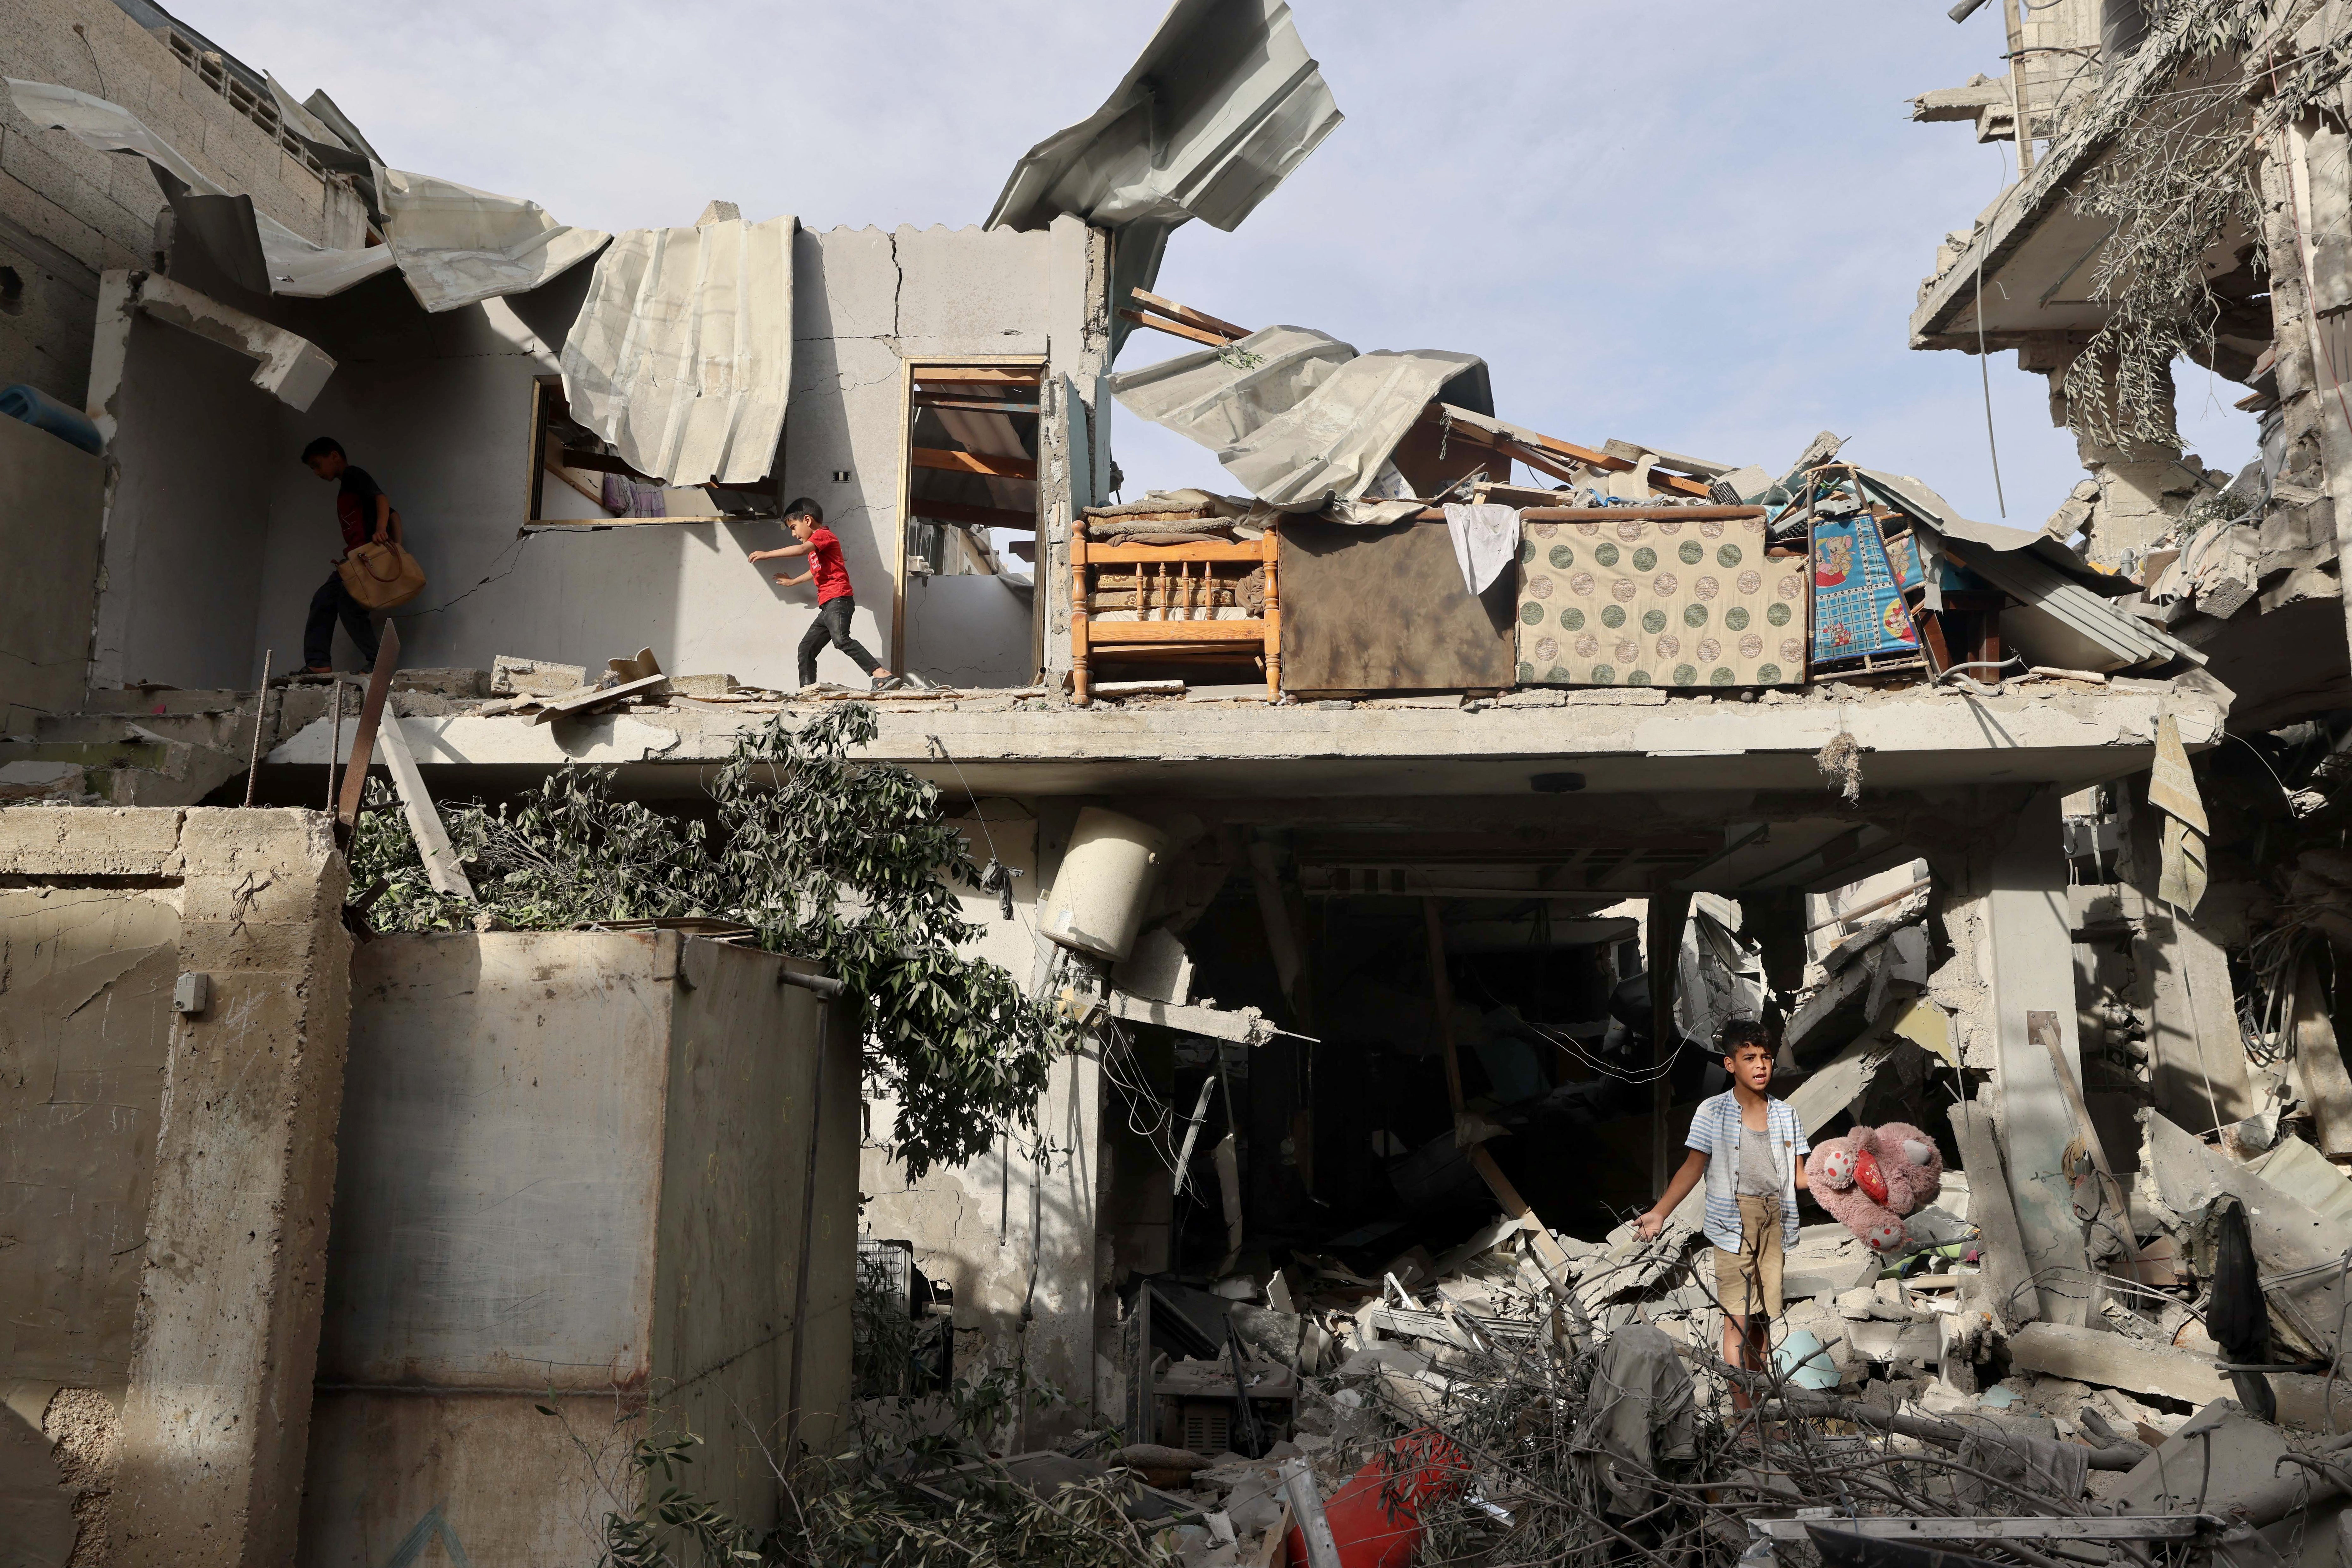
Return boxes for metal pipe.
[243,648,272,807]
[776,968,845,998]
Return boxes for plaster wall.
[904,575,1038,689]
[0,0,366,405]
[0,410,104,728]
[0,805,352,1568]
[91,312,279,690]
[0,882,177,1393]
[300,930,855,1567]
[93,218,1090,692]
[859,803,1109,1431]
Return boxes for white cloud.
[179,0,2259,519]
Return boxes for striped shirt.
[1687,1090,1807,1253]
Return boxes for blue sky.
[192,0,2257,524]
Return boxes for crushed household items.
[965,852,2352,1568]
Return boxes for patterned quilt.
[1516,514,1807,688]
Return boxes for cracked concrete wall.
[0,805,350,1568]
[1927,790,2098,1327]
[89,218,1083,692]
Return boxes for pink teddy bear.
[1804,1122,1945,1252]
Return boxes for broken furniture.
[1516,507,1806,689]
[1277,515,1519,695]
[1071,510,1280,704]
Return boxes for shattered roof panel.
[1109,323,1487,514]
[986,0,1342,238]
[6,79,607,312]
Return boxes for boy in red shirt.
[750,498,899,692]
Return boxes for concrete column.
[116,812,349,1567]
[1043,217,1111,680]
[2269,121,2352,680]
[2032,342,2193,572]
[1980,789,2098,1325]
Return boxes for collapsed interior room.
[1083,774,2215,1458]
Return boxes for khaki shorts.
[1712,1194,1784,1318]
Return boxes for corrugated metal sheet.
[985,0,1342,350]
[558,216,795,486]
[7,79,395,297]
[376,166,610,315]
[5,80,608,312]
[1109,323,1486,513]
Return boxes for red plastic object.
[1283,1429,1467,1568]
[1853,1148,1888,1205]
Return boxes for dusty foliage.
[540,1370,1178,1568]
[2060,55,2263,450]
[350,704,1072,1177]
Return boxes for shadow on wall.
[904,576,1036,689]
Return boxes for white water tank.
[1041,808,1168,962]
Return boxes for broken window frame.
[890,355,1047,673]
[522,375,783,528]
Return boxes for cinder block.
[0,167,109,271]
[0,805,184,873]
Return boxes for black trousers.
[305,572,380,670]
[798,594,882,686]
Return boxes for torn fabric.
[1441,503,1517,595]
[1109,324,1487,514]
[2150,709,2210,914]
[7,79,394,297]
[986,0,1342,352]
[376,167,609,315]
[1573,1322,1696,1516]
[558,216,795,486]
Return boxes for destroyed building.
[10,1,2352,1565]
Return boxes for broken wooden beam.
[909,366,1042,386]
[1949,1102,2038,1331]
[334,622,401,837]
[1130,288,1253,342]
[909,497,1039,531]
[910,446,1038,481]
[1118,308,1232,349]
[373,712,474,900]
[2292,950,2352,1160]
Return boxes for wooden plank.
[910,366,1042,385]
[526,672,669,724]
[2292,950,2352,1159]
[2032,1007,2142,1271]
[1950,1101,2039,1330]
[910,497,1038,531]
[1422,406,1714,498]
[1118,308,1230,349]
[1130,287,1252,341]
[335,622,401,834]
[909,392,1041,413]
[1080,541,1263,563]
[373,713,475,899]
[1078,620,1269,643]
[911,446,1037,481]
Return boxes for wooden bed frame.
[1070,523,1282,705]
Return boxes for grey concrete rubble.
[11,0,2352,1564]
